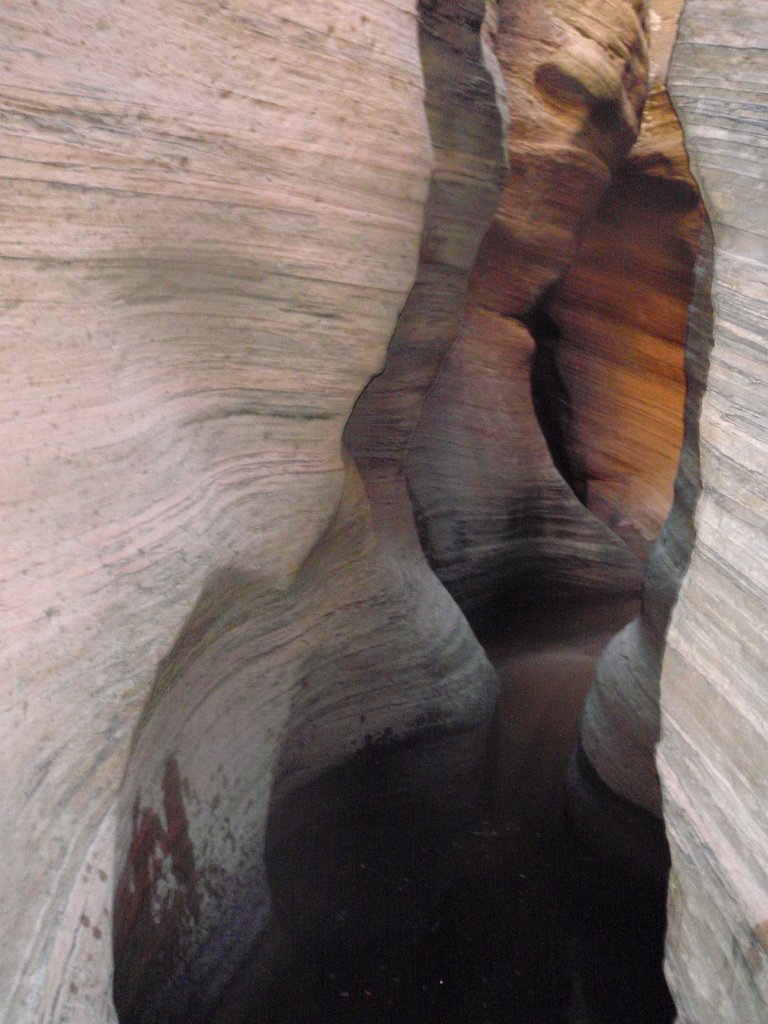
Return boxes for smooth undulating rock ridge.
[216,3,508,1017]
[345,0,508,473]
[469,0,652,315]
[406,0,652,615]
[405,309,644,612]
[660,2,768,1019]
[0,3,438,1021]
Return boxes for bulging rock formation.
[543,85,705,557]
[567,219,713,878]
[562,0,709,879]
[470,0,652,315]
[405,308,643,612]
[569,0,768,1019]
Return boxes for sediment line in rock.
[571,216,713,864]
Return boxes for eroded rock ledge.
[406,0,653,617]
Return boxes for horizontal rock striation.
[0,3,438,1021]
[543,84,705,557]
[568,219,714,878]
[562,0,710,883]
[470,0,653,315]
[660,2,768,1019]
[406,309,644,612]
[406,0,653,617]
[116,3,511,1020]
[4,2,766,1022]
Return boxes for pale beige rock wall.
[565,0,706,877]
[661,2,768,1019]
[0,3,436,1021]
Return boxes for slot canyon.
[0,1,766,1023]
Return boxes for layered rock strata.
[543,84,705,557]
[0,3,500,1021]
[3,2,765,1023]
[110,4,511,1021]
[660,3,768,1019]
[562,0,709,876]
[406,0,655,617]
[571,0,768,1018]
[568,220,714,878]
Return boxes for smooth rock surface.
[406,310,643,612]
[565,0,707,858]
[3,2,767,1023]
[570,220,713,846]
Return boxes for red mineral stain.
[113,756,200,1017]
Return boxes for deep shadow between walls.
[226,595,675,1024]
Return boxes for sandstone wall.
[405,0,653,617]
[0,3,439,1020]
[3,2,767,1022]
[563,0,708,880]
[544,85,704,557]
[661,2,768,1019]
[570,0,768,1017]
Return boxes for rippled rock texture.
[2,1,767,1023]
[0,3,498,1021]
[570,0,768,1019]
[544,84,705,558]
[659,3,768,1020]
[406,0,655,617]
[563,0,709,877]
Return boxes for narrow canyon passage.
[211,591,674,1024]
[2,3,766,1024]
[114,2,701,1020]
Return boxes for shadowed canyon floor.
[211,592,674,1024]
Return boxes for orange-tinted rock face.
[470,0,650,317]
[543,87,705,555]
[565,1,709,863]
[405,0,705,906]
[406,0,656,616]
[407,310,642,611]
